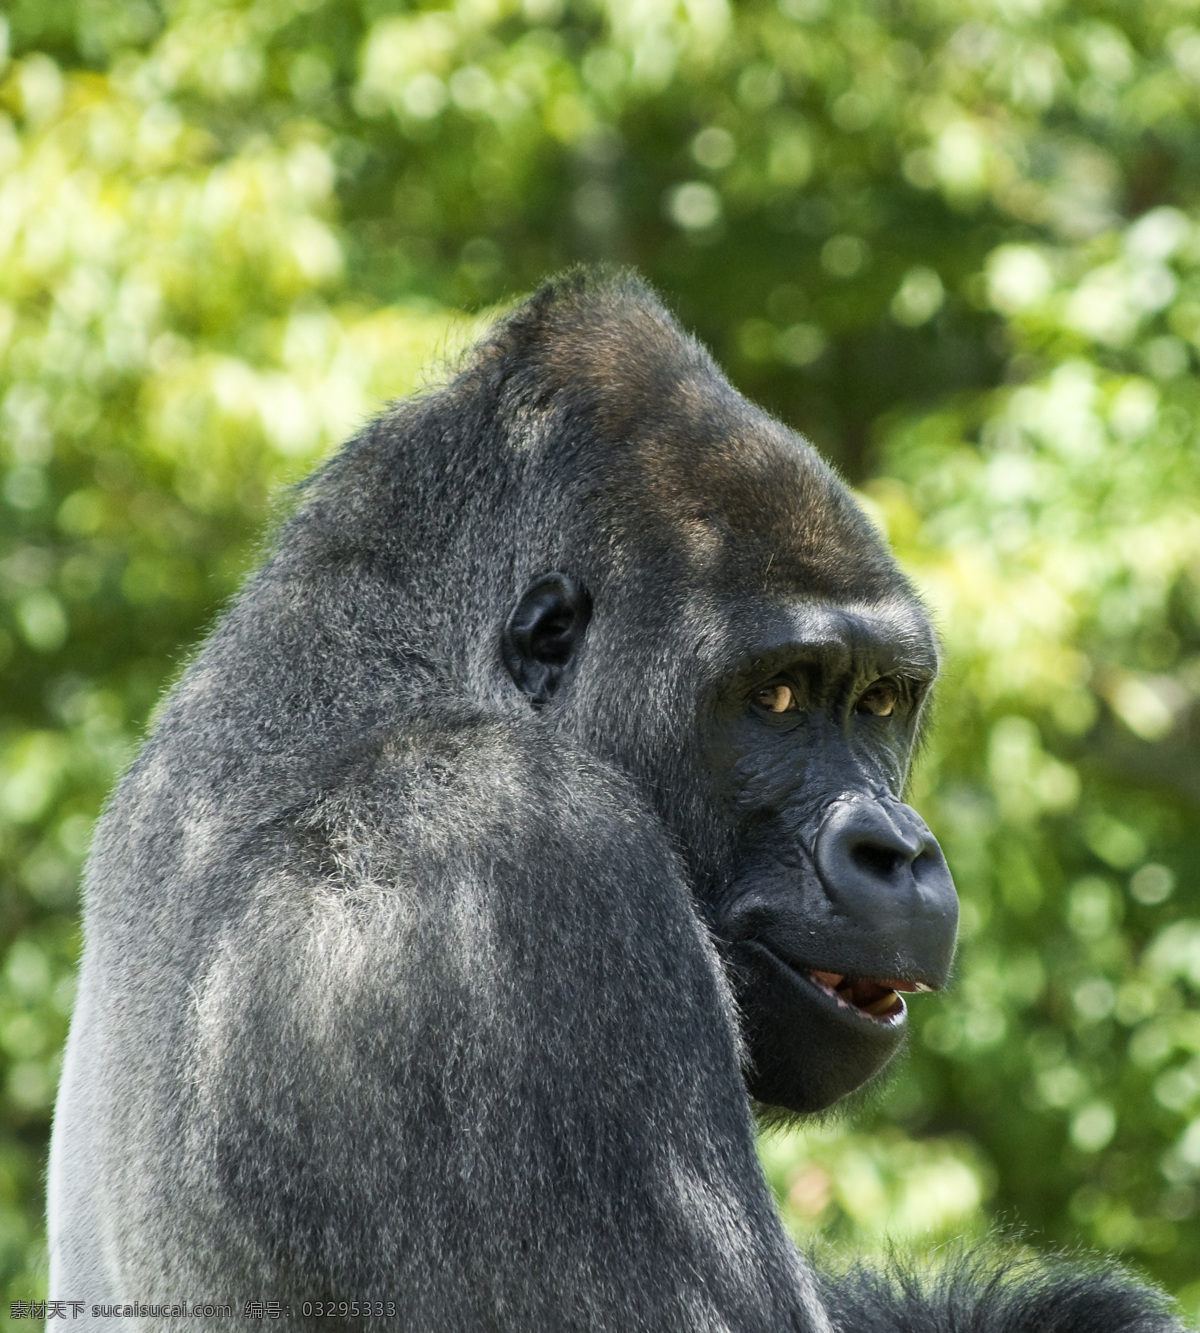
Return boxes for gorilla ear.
[502,573,592,707]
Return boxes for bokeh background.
[2,0,1200,1318]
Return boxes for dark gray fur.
[48,274,1184,1331]
[821,1253,1186,1333]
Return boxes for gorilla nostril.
[851,841,904,880]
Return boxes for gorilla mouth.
[806,969,926,1024]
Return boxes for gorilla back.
[49,275,1181,1332]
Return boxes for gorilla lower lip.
[809,969,906,1022]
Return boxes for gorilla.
[48,273,1181,1330]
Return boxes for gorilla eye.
[856,681,898,717]
[754,684,797,713]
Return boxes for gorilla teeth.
[862,991,903,1017]
[809,970,907,1021]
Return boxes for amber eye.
[856,681,898,717]
[753,684,797,713]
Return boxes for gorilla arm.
[57,713,827,1331]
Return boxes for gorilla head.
[490,276,958,1113]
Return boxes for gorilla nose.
[813,794,958,983]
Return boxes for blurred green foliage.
[1,0,1200,1318]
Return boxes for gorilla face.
[704,598,958,1114]
[504,577,958,1118]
